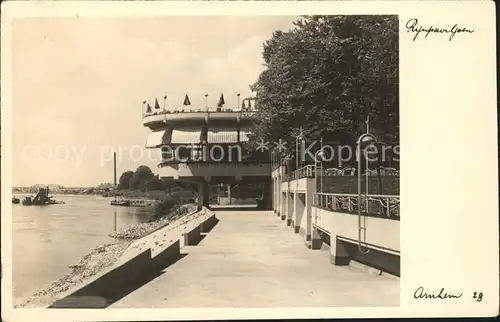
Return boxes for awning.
[239,127,254,142]
[171,128,202,144]
[145,130,171,148]
[207,127,238,143]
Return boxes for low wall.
[49,207,216,308]
[313,207,400,276]
[320,176,399,195]
[49,243,180,308]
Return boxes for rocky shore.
[109,203,197,239]
[15,203,199,308]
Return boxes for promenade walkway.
[111,210,399,308]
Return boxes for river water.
[12,194,151,302]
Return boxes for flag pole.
[163,95,167,122]
[142,101,146,119]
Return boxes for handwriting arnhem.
[406,18,474,41]
[414,286,463,300]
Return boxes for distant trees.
[117,166,164,191]
[250,15,399,166]
[118,171,135,189]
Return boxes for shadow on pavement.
[49,253,189,308]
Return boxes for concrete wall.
[313,207,400,276]
[296,177,308,192]
[49,208,217,308]
[313,208,400,252]
[274,171,399,276]
[49,244,181,308]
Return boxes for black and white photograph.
[1,1,498,320]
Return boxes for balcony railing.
[313,192,400,219]
[143,109,257,118]
[280,165,400,182]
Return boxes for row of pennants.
[144,93,253,113]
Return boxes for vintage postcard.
[1,0,498,320]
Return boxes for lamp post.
[237,93,241,110]
[295,127,304,175]
[205,94,209,111]
[356,132,377,254]
[314,149,325,193]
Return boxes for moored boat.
[12,197,20,204]
[110,199,130,206]
[21,188,65,206]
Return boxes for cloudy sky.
[11,16,297,187]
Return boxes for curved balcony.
[157,162,271,180]
[143,110,257,128]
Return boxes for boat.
[22,196,33,205]
[129,199,157,207]
[110,198,157,207]
[12,197,20,204]
[21,188,64,206]
[110,199,130,206]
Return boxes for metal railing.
[280,165,399,182]
[144,109,258,117]
[312,192,400,219]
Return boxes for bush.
[149,190,197,222]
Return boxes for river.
[12,194,151,302]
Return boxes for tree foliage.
[251,15,399,162]
[118,171,134,189]
[118,166,166,191]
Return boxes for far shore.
[12,188,172,199]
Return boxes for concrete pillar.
[286,192,293,226]
[277,177,281,217]
[197,181,209,210]
[305,178,316,248]
[280,191,286,220]
[294,192,305,234]
[273,177,278,213]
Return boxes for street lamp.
[314,149,326,193]
[295,128,304,175]
[356,132,377,254]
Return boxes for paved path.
[111,210,399,308]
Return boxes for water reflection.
[12,195,152,301]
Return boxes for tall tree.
[250,15,399,166]
[117,171,134,189]
[128,165,156,190]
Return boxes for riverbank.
[15,203,198,308]
[109,204,197,239]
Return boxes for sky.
[11,16,298,187]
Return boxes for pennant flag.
[146,103,152,113]
[183,94,191,106]
[217,93,225,108]
[154,98,161,109]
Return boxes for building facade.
[143,98,272,209]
